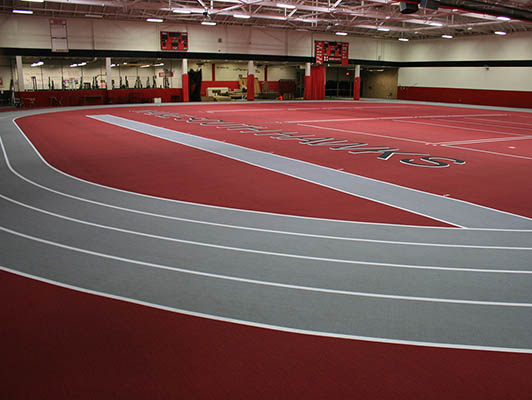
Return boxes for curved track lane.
[1,104,532,353]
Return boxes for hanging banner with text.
[50,19,68,53]
[315,41,349,66]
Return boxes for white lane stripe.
[451,118,532,132]
[205,106,415,113]
[2,266,531,354]
[441,144,532,161]
[8,118,532,232]
[468,117,532,128]
[394,119,528,137]
[436,136,532,146]
[2,141,530,250]
[2,194,531,275]
[298,123,429,144]
[3,226,532,305]
[285,113,509,124]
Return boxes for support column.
[16,55,25,92]
[105,57,112,90]
[353,64,361,101]
[247,60,254,101]
[304,62,311,100]
[182,58,189,102]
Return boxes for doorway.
[325,66,354,98]
[360,67,398,99]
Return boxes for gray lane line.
[3,265,531,355]
[89,114,532,229]
[3,231,532,350]
[2,193,531,274]
[2,225,531,308]
[4,191,532,305]
[2,138,530,251]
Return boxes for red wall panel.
[16,88,183,108]
[397,86,532,109]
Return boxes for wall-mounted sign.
[160,31,188,51]
[315,41,349,66]
[50,19,68,53]
[158,71,174,77]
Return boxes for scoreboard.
[160,32,188,51]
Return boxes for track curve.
[1,104,532,353]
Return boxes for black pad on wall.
[399,2,419,14]
[420,0,439,10]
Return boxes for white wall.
[395,32,532,92]
[398,66,532,91]
[0,14,400,61]
[396,32,532,62]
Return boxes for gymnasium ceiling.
[2,0,532,40]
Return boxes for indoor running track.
[1,100,532,399]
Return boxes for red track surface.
[3,270,532,400]
[6,103,532,399]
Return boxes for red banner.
[341,42,349,66]
[315,41,349,66]
[315,41,325,65]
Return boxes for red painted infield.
[118,103,532,218]
[3,269,532,400]
[15,102,532,222]
[15,108,446,226]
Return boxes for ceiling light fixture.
[201,20,216,25]
[12,9,34,14]
[85,14,103,18]
[398,37,409,42]
[146,18,163,23]
[429,21,443,26]
[494,31,507,35]
[172,9,191,14]
[497,16,511,21]
[442,34,453,39]
[30,61,44,67]
[233,13,251,19]
[377,27,390,31]
[140,65,151,68]
[153,63,164,66]
[276,3,296,9]
[335,31,347,36]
